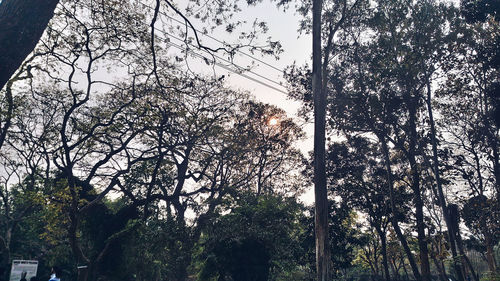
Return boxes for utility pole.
[312,0,329,280]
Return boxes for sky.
[165,0,315,150]
[167,0,312,141]
[166,0,315,202]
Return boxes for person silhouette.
[20,271,27,281]
[48,266,61,281]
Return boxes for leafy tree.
[194,193,306,281]
[437,2,500,274]
[462,195,500,273]
[15,1,166,278]
[461,0,500,130]
[356,229,383,280]
[0,175,47,280]
[326,137,413,281]
[286,1,489,280]
[285,0,373,277]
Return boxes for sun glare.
[268,117,278,126]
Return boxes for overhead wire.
[162,38,289,95]
[159,28,286,90]
[139,1,286,73]
[139,0,290,95]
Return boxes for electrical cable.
[164,40,289,95]
[159,28,286,90]
[140,1,285,73]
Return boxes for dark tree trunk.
[406,99,431,281]
[380,136,422,281]
[77,266,88,281]
[449,205,479,281]
[424,71,465,281]
[484,233,498,273]
[0,78,13,151]
[390,259,400,281]
[491,142,500,202]
[402,261,410,281]
[0,0,59,90]
[0,235,10,281]
[430,245,448,281]
[375,226,392,281]
[312,0,330,280]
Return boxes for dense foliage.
[0,0,499,280]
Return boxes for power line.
[140,1,285,74]
[160,29,286,90]
[164,39,289,95]
[140,1,289,95]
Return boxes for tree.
[436,5,500,274]
[326,137,413,281]
[461,0,500,130]
[0,174,47,280]
[289,0,369,278]
[195,193,306,281]
[311,0,329,278]
[287,1,483,280]
[0,73,56,279]
[356,229,383,280]
[16,19,308,275]
[0,0,59,91]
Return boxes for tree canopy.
[0,0,499,280]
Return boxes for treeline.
[0,0,498,281]
[0,1,312,280]
[284,0,499,280]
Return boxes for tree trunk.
[0,0,59,90]
[406,99,431,281]
[456,234,478,281]
[449,204,479,281]
[430,243,448,281]
[390,259,400,281]
[379,136,422,281]
[366,254,378,280]
[482,85,500,201]
[402,261,410,281]
[0,76,14,151]
[375,226,392,281]
[485,233,498,273]
[424,71,466,281]
[0,235,10,281]
[491,143,500,202]
[77,265,89,281]
[86,262,96,281]
[312,0,330,280]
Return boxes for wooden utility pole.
[312,0,329,280]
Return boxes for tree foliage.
[1,0,500,280]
